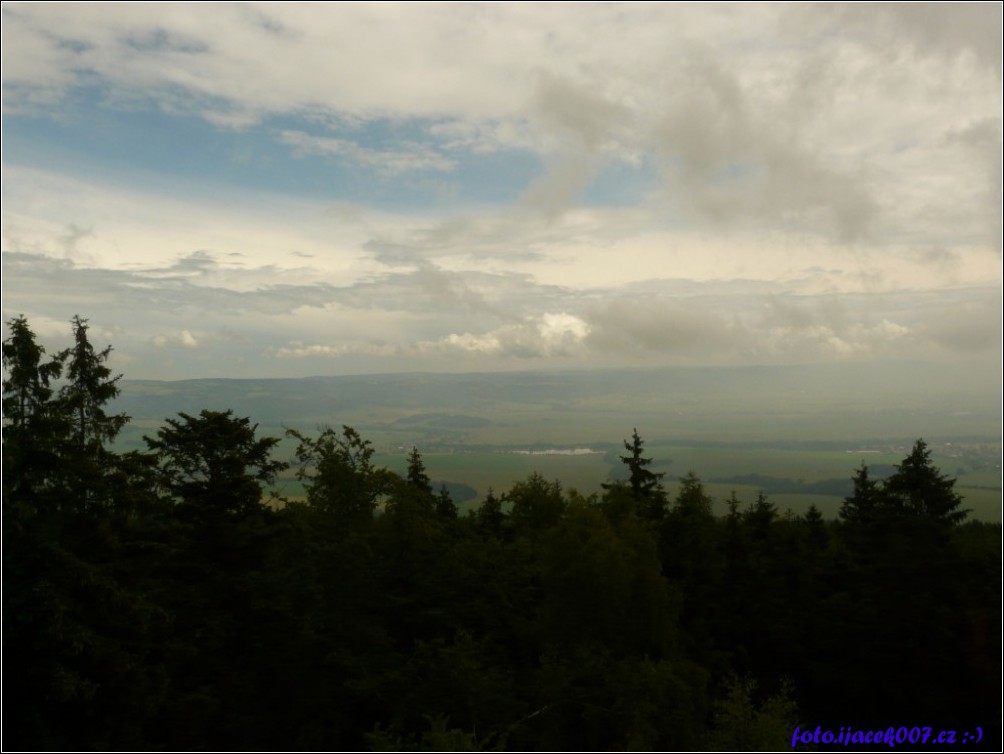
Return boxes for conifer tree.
[744,491,777,536]
[803,504,828,548]
[59,315,129,448]
[2,316,69,511]
[56,316,131,512]
[435,483,458,519]
[839,462,881,523]
[476,487,505,537]
[882,439,968,524]
[672,471,713,518]
[608,429,667,520]
[507,472,565,530]
[405,446,433,495]
[147,410,286,518]
[3,316,63,433]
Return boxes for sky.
[2,2,1001,379]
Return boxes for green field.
[111,365,1002,521]
[261,444,1000,522]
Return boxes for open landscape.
[4,4,1000,750]
[112,362,1002,521]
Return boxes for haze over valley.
[110,361,1001,521]
[3,4,1001,751]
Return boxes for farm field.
[261,443,1000,521]
[111,364,1001,521]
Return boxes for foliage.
[2,315,64,435]
[841,440,968,525]
[839,461,879,522]
[505,471,565,531]
[5,318,998,752]
[884,439,968,523]
[3,316,73,513]
[145,409,286,517]
[405,446,433,495]
[289,425,391,526]
[604,428,667,520]
[705,676,799,751]
[435,484,458,519]
[59,315,129,448]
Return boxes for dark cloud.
[649,49,878,241]
[947,117,1003,152]
[945,117,1003,252]
[1,251,340,317]
[584,298,747,356]
[156,250,218,275]
[518,153,597,218]
[531,71,628,151]
[3,246,580,333]
[921,292,1003,353]
[340,263,576,325]
[853,3,1001,76]
[124,28,210,55]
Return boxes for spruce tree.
[672,471,713,518]
[57,316,130,512]
[146,410,286,518]
[882,439,968,524]
[608,429,667,520]
[839,462,881,523]
[476,487,505,537]
[2,316,69,512]
[405,446,433,495]
[435,483,458,519]
[59,315,129,448]
[3,316,63,432]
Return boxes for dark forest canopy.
[3,316,1000,751]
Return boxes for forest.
[3,315,1000,751]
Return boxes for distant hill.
[109,363,1000,521]
[114,361,999,446]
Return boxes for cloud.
[921,293,1003,353]
[822,3,1003,77]
[530,71,629,153]
[279,129,455,174]
[3,5,1001,379]
[761,318,911,359]
[428,312,591,359]
[275,341,401,359]
[519,153,599,218]
[642,46,879,240]
[274,311,591,364]
[152,329,199,349]
[584,298,747,358]
[5,4,1000,247]
[753,287,1004,361]
[1,250,342,320]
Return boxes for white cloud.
[429,312,591,359]
[0,164,387,282]
[5,4,1000,246]
[443,331,502,355]
[152,329,199,349]
[2,4,1000,378]
[274,341,401,359]
[539,312,590,342]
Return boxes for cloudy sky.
[2,2,1001,379]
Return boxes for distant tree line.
[3,316,1000,751]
